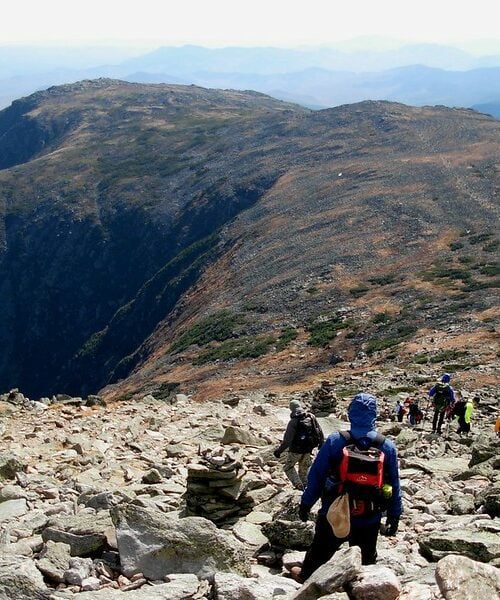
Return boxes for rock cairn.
[184,446,254,525]
[310,380,337,416]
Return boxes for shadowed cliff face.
[0,80,499,398]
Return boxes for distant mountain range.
[1,43,500,115]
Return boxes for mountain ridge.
[0,80,498,400]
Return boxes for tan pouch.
[326,493,350,538]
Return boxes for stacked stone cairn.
[310,380,337,416]
[184,446,254,526]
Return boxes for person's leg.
[349,520,380,565]
[432,409,439,432]
[283,452,302,488]
[437,409,445,433]
[297,453,312,487]
[300,513,345,581]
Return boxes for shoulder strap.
[340,430,385,448]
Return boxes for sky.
[2,0,500,48]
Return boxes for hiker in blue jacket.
[293,393,402,582]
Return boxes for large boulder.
[292,546,362,600]
[419,528,500,563]
[0,555,51,599]
[435,554,500,599]
[221,426,267,446]
[111,504,251,579]
[347,565,401,600]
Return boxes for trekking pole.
[420,397,432,434]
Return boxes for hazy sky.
[2,0,500,47]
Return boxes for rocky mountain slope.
[0,379,498,598]
[0,79,498,401]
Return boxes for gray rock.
[36,540,72,582]
[0,498,27,522]
[292,546,362,600]
[0,455,25,481]
[262,519,314,550]
[111,503,251,579]
[477,483,500,517]
[232,520,268,547]
[64,556,94,585]
[0,484,27,501]
[347,565,401,600]
[221,426,267,446]
[214,572,300,599]
[419,528,500,562]
[0,555,51,599]
[41,512,113,556]
[449,493,475,515]
[435,554,500,599]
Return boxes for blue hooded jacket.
[301,393,402,524]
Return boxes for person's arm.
[428,386,436,397]
[313,415,324,447]
[301,434,343,509]
[448,387,456,403]
[275,418,297,455]
[383,442,402,518]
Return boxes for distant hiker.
[495,416,500,438]
[428,373,455,434]
[274,400,324,490]
[292,393,402,582]
[455,396,478,435]
[408,399,423,427]
[394,400,405,423]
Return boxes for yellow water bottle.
[382,484,393,499]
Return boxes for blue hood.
[348,393,377,439]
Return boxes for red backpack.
[337,431,386,516]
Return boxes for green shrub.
[171,310,244,353]
[365,324,417,354]
[372,312,391,324]
[276,327,298,352]
[350,285,369,298]
[368,274,396,285]
[193,335,275,364]
[469,232,492,245]
[479,264,500,276]
[307,317,351,347]
[482,240,499,252]
[449,241,464,250]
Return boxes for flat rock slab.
[76,577,200,599]
[0,498,27,522]
[419,529,500,563]
[214,572,300,599]
[424,458,470,475]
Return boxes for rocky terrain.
[0,371,498,599]
[0,79,498,400]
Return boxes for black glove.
[382,515,399,536]
[298,503,310,522]
[273,448,281,459]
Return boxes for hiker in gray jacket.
[274,400,324,490]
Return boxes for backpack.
[433,383,450,411]
[291,413,321,453]
[337,431,386,516]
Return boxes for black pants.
[432,408,445,433]
[457,417,470,434]
[300,513,380,581]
